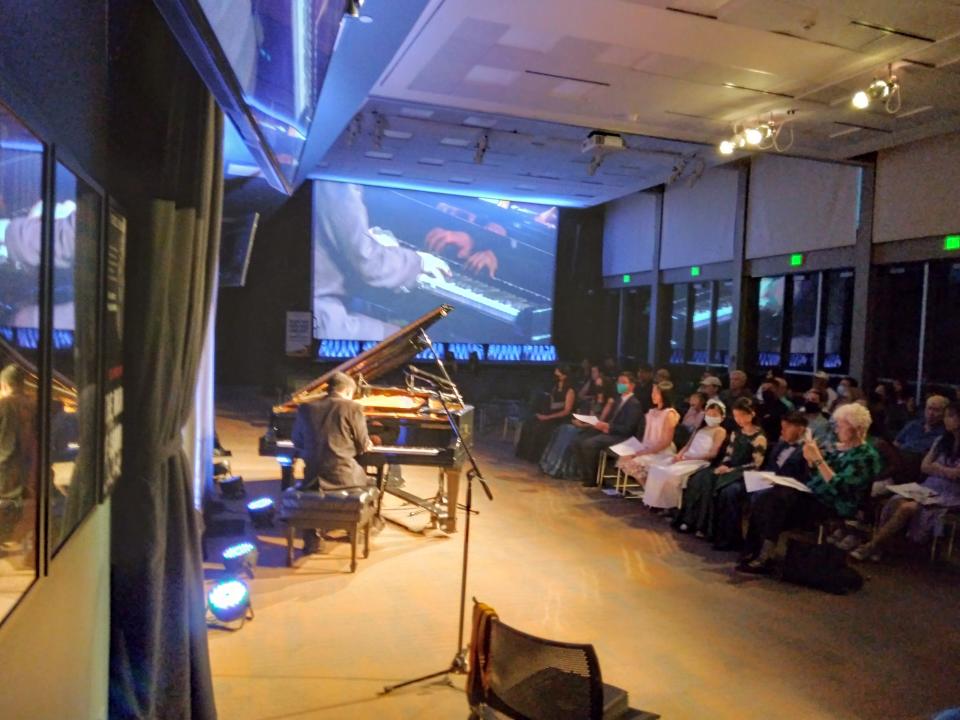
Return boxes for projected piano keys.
[417,272,531,323]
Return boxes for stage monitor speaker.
[219,212,259,287]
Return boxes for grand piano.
[258,305,474,532]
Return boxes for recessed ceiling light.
[463,116,497,128]
[418,158,445,166]
[383,129,412,140]
[441,137,470,147]
[378,168,403,176]
[449,176,473,184]
[365,150,393,159]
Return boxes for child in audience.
[640,399,727,512]
[852,401,960,561]
[616,382,680,481]
[674,397,766,539]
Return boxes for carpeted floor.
[208,404,960,720]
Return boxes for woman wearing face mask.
[515,365,575,462]
[852,402,960,561]
[673,397,766,537]
[641,399,728,512]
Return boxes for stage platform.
[208,395,960,720]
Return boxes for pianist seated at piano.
[291,371,377,553]
[515,365,576,463]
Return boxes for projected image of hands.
[312,181,557,344]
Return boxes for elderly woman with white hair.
[738,402,882,574]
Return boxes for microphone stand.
[382,329,492,694]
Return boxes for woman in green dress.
[673,397,767,538]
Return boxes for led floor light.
[222,541,258,578]
[206,578,254,630]
[247,497,276,529]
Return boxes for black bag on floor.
[781,538,864,594]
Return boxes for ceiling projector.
[581,131,625,154]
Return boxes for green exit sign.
[690,266,701,277]
[790,253,804,267]
[946,235,960,251]
[622,274,632,283]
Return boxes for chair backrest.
[483,617,604,720]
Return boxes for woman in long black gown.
[515,365,576,462]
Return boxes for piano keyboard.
[418,273,532,323]
[367,445,441,456]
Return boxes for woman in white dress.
[642,399,728,510]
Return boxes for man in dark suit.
[713,411,809,551]
[575,372,643,487]
[291,371,373,491]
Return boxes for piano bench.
[278,487,377,572]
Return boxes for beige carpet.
[210,410,960,720]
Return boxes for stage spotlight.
[718,139,735,155]
[851,73,899,113]
[222,541,258,578]
[217,474,246,500]
[744,126,763,145]
[207,579,253,628]
[247,497,276,528]
[344,0,364,18]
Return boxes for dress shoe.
[736,558,774,575]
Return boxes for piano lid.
[286,304,452,406]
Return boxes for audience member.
[674,397,766,540]
[894,395,949,483]
[641,399,727,511]
[830,376,860,411]
[720,369,752,407]
[679,391,707,437]
[757,378,788,442]
[576,364,603,411]
[575,372,643,486]
[852,401,960,562]
[738,403,881,574]
[515,365,575,462]
[613,382,680,485]
[540,378,616,479]
[635,363,655,416]
[812,371,838,410]
[699,375,722,401]
[654,367,671,384]
[802,388,833,447]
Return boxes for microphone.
[406,365,454,388]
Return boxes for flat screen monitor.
[311,181,558,345]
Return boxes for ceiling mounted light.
[851,68,900,113]
[718,139,735,155]
[744,127,763,145]
[344,0,364,18]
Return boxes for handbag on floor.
[781,538,864,595]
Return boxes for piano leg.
[443,468,461,533]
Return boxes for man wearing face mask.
[574,372,642,486]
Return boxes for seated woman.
[540,378,616,478]
[616,382,680,481]
[673,397,766,538]
[515,365,576,462]
[739,403,882,574]
[641,399,727,511]
[575,364,603,413]
[851,401,960,562]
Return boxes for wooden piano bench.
[278,486,378,572]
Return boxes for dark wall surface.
[216,178,314,389]
[553,205,606,363]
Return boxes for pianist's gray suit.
[291,394,373,490]
[313,181,424,339]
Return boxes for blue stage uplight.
[222,542,258,577]
[207,579,251,623]
[276,455,293,466]
[246,497,275,529]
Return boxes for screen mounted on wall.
[312,181,558,345]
